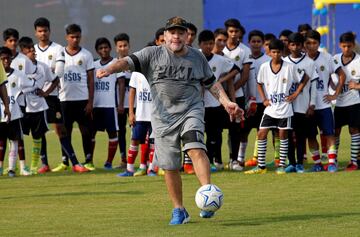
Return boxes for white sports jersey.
[93,58,121,108]
[333,53,360,107]
[25,61,56,113]
[117,70,132,108]
[257,60,304,118]
[0,69,37,121]
[204,54,235,107]
[59,47,94,101]
[223,43,252,98]
[308,51,341,110]
[248,53,271,103]
[35,41,64,96]
[284,54,318,113]
[129,72,152,121]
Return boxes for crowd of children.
[0,16,359,177]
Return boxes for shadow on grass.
[0,190,143,200]
[220,212,360,226]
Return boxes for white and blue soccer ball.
[195,184,223,212]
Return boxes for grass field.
[1,127,360,237]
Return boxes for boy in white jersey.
[59,24,94,173]
[245,39,309,175]
[243,30,271,168]
[283,33,318,173]
[0,46,41,176]
[92,37,120,170]
[305,30,346,172]
[113,33,131,169]
[118,72,155,177]
[19,37,59,174]
[332,32,360,171]
[33,17,70,173]
[223,18,252,171]
[3,28,36,166]
[198,30,240,171]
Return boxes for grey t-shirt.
[126,45,215,136]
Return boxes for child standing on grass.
[245,39,309,175]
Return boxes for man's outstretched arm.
[96,58,130,79]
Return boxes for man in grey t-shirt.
[97,16,243,225]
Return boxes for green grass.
[1,128,360,237]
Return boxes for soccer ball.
[195,184,223,212]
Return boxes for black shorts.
[259,114,292,130]
[93,107,118,133]
[334,103,360,129]
[0,119,23,140]
[22,111,48,138]
[244,103,265,131]
[45,95,63,124]
[60,100,92,130]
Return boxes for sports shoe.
[51,163,69,172]
[83,162,95,171]
[210,164,217,172]
[20,167,32,176]
[117,170,134,177]
[103,162,112,170]
[147,170,157,176]
[169,208,190,225]
[158,168,165,176]
[8,170,16,177]
[200,210,215,218]
[275,166,286,175]
[327,163,337,173]
[230,160,244,171]
[310,163,324,172]
[72,164,89,173]
[115,161,127,169]
[345,162,358,171]
[183,164,195,174]
[245,158,257,167]
[134,168,147,176]
[295,164,304,173]
[244,166,267,174]
[214,162,224,170]
[38,165,51,174]
[267,159,280,167]
[285,164,296,173]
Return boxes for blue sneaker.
[104,162,112,170]
[210,164,217,172]
[117,170,134,177]
[8,170,16,178]
[169,208,190,225]
[328,164,337,173]
[295,164,304,173]
[200,210,215,218]
[310,163,324,172]
[285,165,296,173]
[147,170,157,176]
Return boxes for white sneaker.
[214,162,224,170]
[231,160,244,171]
[20,167,32,176]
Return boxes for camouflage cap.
[165,16,188,31]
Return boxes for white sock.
[19,160,26,170]
[8,140,18,171]
[237,142,247,162]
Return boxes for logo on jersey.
[320,65,325,71]
[212,66,216,72]
[334,59,338,64]
[48,55,53,60]
[351,70,356,76]
[18,64,23,71]
[139,88,152,102]
[235,55,240,61]
[64,71,81,82]
[11,82,16,88]
[282,78,287,83]
[297,68,303,74]
[78,60,83,66]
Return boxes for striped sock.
[328,145,337,164]
[257,139,267,169]
[184,152,192,164]
[310,149,321,164]
[350,134,360,164]
[237,142,247,162]
[279,139,288,167]
[335,137,340,150]
[31,138,42,169]
[127,145,138,172]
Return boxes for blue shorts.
[309,107,335,136]
[131,121,152,143]
[93,108,119,133]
